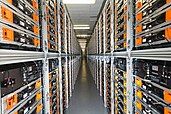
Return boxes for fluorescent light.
[79,41,87,43]
[74,25,90,30]
[74,27,90,30]
[76,35,91,37]
[74,25,89,27]
[80,43,86,46]
[63,0,96,4]
[80,44,86,45]
[80,44,86,47]
[82,49,85,52]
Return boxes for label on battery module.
[143,38,146,43]
[49,1,55,9]
[23,93,28,98]
[24,107,28,114]
[142,97,147,102]
[152,65,158,71]
[18,3,24,11]
[29,66,33,72]
[143,110,147,114]
[20,38,26,43]
[19,21,25,27]
[143,25,146,29]
[142,85,146,89]
[143,11,146,16]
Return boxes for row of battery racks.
[88,55,171,114]
[87,0,171,114]
[0,0,81,114]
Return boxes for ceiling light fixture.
[79,41,87,43]
[80,44,86,47]
[74,27,90,30]
[76,35,91,37]
[80,43,86,45]
[74,25,90,27]
[63,0,96,4]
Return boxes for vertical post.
[64,12,67,54]
[42,59,50,114]
[41,0,50,113]
[127,0,134,113]
[103,9,106,54]
[69,57,72,97]
[72,58,75,90]
[68,22,71,54]
[99,59,102,96]
[99,19,102,54]
[126,57,134,114]
[57,0,62,55]
[110,0,115,53]
[65,57,69,108]
[110,57,115,114]
[103,57,107,107]
[97,59,99,89]
[58,57,63,114]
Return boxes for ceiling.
[66,0,104,51]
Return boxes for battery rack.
[114,58,127,114]
[96,23,100,54]
[115,0,127,51]
[135,0,171,49]
[48,59,60,114]
[134,59,171,114]
[65,15,69,54]
[100,14,105,54]
[104,58,112,111]
[0,0,40,51]
[59,1,65,54]
[105,1,113,53]
[0,61,43,114]
[46,0,58,52]
[61,57,68,111]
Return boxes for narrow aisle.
[65,57,108,114]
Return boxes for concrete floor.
[65,57,108,114]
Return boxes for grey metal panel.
[58,57,64,114]
[110,57,115,114]
[103,60,107,107]
[132,47,171,56]
[0,49,44,65]
[47,53,60,59]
